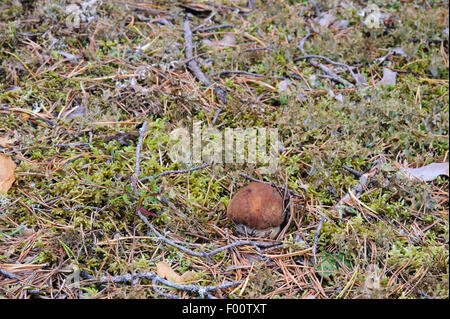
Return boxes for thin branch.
[334,156,386,217]
[137,210,280,258]
[0,267,20,280]
[130,121,148,286]
[193,23,234,33]
[294,54,359,85]
[342,165,363,178]
[183,19,227,105]
[132,122,148,192]
[297,27,354,87]
[137,210,209,258]
[92,271,242,298]
[312,215,326,264]
[215,70,263,78]
[140,163,210,182]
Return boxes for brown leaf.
[156,261,182,283]
[203,33,236,49]
[155,261,195,284]
[0,154,16,193]
[178,270,196,283]
[0,132,18,148]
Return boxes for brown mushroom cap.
[227,182,284,230]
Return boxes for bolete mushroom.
[227,182,285,239]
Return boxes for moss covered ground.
[0,0,448,299]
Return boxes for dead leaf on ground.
[315,13,335,28]
[397,162,449,182]
[377,68,397,87]
[0,132,18,149]
[203,33,236,49]
[156,261,195,284]
[0,153,16,193]
[278,79,294,95]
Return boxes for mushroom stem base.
[234,223,281,239]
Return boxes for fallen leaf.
[156,261,181,283]
[355,73,367,86]
[278,79,294,94]
[401,162,449,182]
[0,133,18,148]
[315,13,335,28]
[377,68,397,87]
[156,261,195,284]
[0,153,16,193]
[178,270,196,283]
[331,19,349,31]
[203,33,236,48]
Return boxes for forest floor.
[0,0,448,299]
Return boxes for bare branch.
[183,19,227,105]
[140,163,210,182]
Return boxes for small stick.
[151,276,180,299]
[0,267,20,280]
[241,47,272,53]
[294,54,360,85]
[63,205,104,212]
[130,122,148,286]
[193,24,234,33]
[183,19,227,105]
[297,27,353,87]
[334,156,386,217]
[137,210,281,258]
[140,163,210,182]
[98,271,242,297]
[312,215,327,265]
[215,70,263,78]
[342,165,363,178]
[83,270,241,298]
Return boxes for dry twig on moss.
[294,54,360,85]
[183,19,227,105]
[334,155,386,216]
[130,121,148,286]
[95,271,241,298]
[297,27,354,87]
[140,163,210,182]
[137,209,281,259]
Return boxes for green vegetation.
[0,0,448,299]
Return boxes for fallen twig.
[80,269,241,298]
[342,165,363,178]
[183,19,227,105]
[130,122,148,286]
[0,267,21,280]
[137,209,281,259]
[215,70,263,78]
[312,214,327,264]
[334,156,386,217]
[297,27,354,87]
[96,271,241,298]
[193,23,234,33]
[294,54,360,85]
[140,163,210,182]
